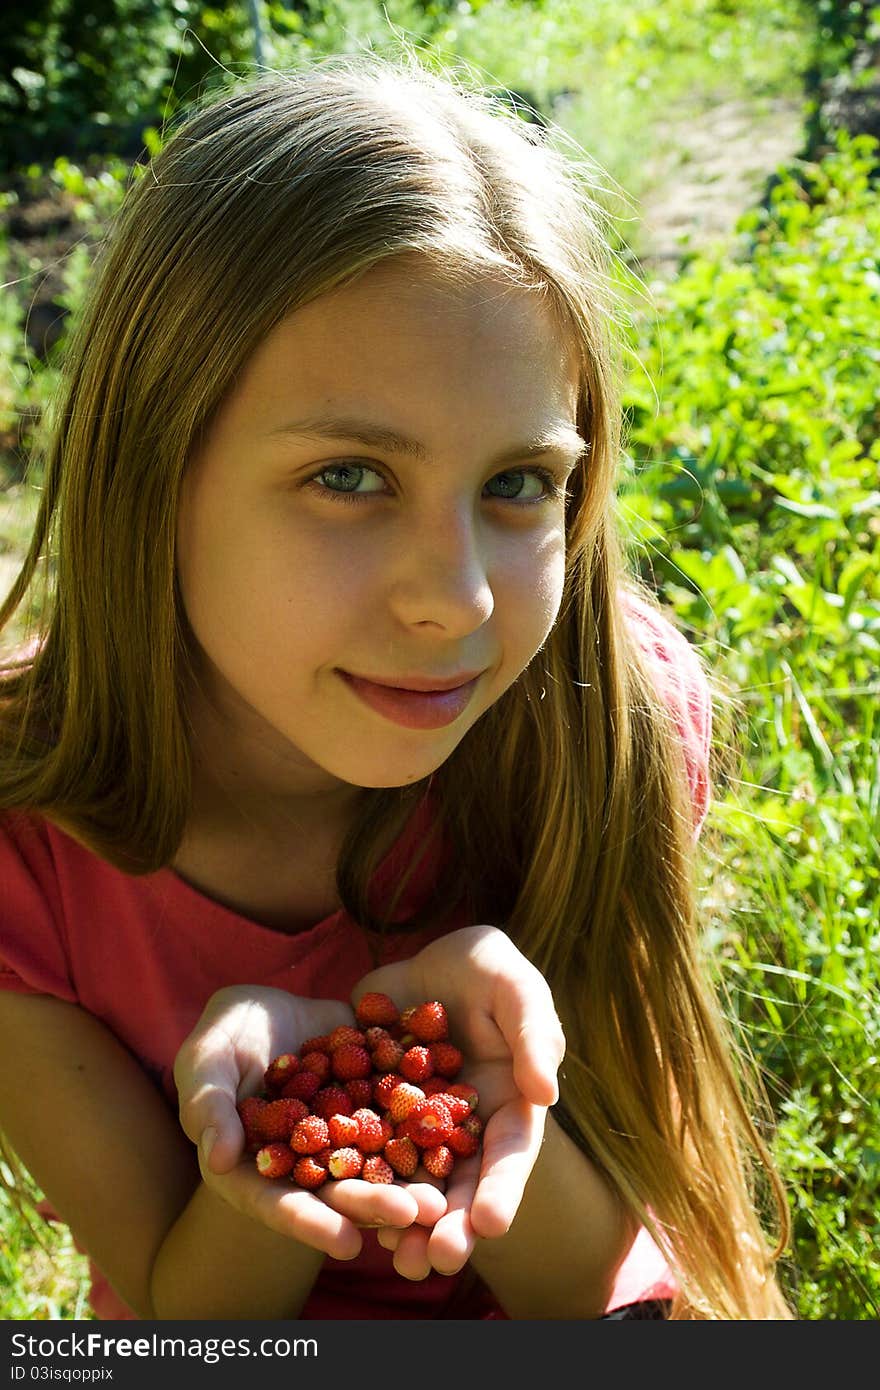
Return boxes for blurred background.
[1,0,878,1320]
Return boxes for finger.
[400,1179,448,1227]
[376,1225,405,1252]
[320,1178,421,1230]
[391,1224,434,1282]
[425,1157,480,1273]
[490,962,565,1107]
[468,1096,547,1240]
[199,1112,245,1175]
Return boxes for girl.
[0,52,793,1320]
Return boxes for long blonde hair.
[0,50,792,1317]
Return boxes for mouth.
[337,670,482,730]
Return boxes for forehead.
[226,258,581,431]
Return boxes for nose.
[387,504,494,634]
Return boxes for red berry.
[407,1001,448,1043]
[371,1036,405,1072]
[407,1097,454,1149]
[280,1071,322,1104]
[311,1085,354,1120]
[448,1124,481,1158]
[263,1053,300,1094]
[328,1113,360,1146]
[355,992,401,1029]
[332,1044,372,1082]
[445,1081,480,1112]
[384,1136,419,1178]
[430,1092,472,1124]
[260,1097,310,1142]
[292,1155,329,1190]
[328,1147,364,1179]
[373,1071,405,1108]
[290,1115,330,1155]
[345,1079,374,1108]
[352,1108,386,1154]
[362,1155,395,1184]
[237,1096,267,1152]
[299,1051,332,1084]
[460,1114,484,1142]
[429,1042,463,1079]
[386,1082,425,1123]
[298,1035,332,1056]
[328,1025,367,1052]
[422,1145,455,1179]
[400,1045,433,1084]
[364,1026,392,1050]
[256,1143,296,1179]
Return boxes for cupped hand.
[351,925,566,1278]
[173,985,446,1261]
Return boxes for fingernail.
[200,1126,217,1164]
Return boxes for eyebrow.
[268,415,588,469]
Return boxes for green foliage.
[620,128,880,1318]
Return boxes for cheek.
[506,528,566,638]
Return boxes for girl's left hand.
[351,924,566,1280]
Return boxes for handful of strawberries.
[237,992,483,1190]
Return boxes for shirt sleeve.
[621,589,713,840]
[0,812,77,1001]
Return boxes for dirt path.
[628,94,807,270]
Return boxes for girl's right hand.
[173,985,447,1261]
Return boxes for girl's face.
[176,257,583,808]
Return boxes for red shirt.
[0,592,710,1317]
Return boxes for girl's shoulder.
[620,585,713,836]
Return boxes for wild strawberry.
[328,1147,364,1179]
[352,1108,386,1154]
[298,1035,332,1056]
[328,1025,367,1052]
[448,1124,481,1158]
[445,1081,480,1112]
[460,1114,484,1144]
[355,991,400,1029]
[422,1145,455,1179]
[280,1071,322,1104]
[372,1073,403,1106]
[332,1044,372,1082]
[422,1076,451,1097]
[311,1085,354,1120]
[362,1155,395,1184]
[407,1001,448,1044]
[386,1082,425,1123]
[371,1036,405,1072]
[344,1079,374,1109]
[328,1113,360,1146]
[400,1045,433,1085]
[260,1097,310,1141]
[263,1053,301,1094]
[237,1096,267,1152]
[299,1050,332,1084]
[292,1155,329,1190]
[407,1097,454,1149]
[290,1115,330,1155]
[429,1092,472,1124]
[364,1025,392,1050]
[384,1135,419,1178]
[429,1042,463,1078]
[256,1143,296,1179]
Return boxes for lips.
[338,670,481,730]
